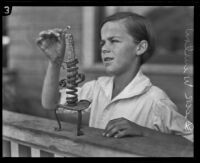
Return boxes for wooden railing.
[3,110,193,157]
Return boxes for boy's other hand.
[102,117,144,138]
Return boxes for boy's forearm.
[41,62,61,109]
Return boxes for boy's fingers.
[53,28,63,32]
[104,122,115,134]
[103,124,115,136]
[103,120,128,137]
[104,118,123,132]
[105,127,120,137]
[39,30,59,41]
[114,130,126,138]
[39,30,50,38]
[48,29,60,38]
[36,37,43,46]
[36,37,47,50]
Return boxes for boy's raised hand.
[36,28,68,65]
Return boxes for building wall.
[5,6,193,124]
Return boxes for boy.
[37,12,193,144]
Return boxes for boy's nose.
[101,44,111,54]
[102,49,110,54]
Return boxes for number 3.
[4,6,10,15]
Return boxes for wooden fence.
[3,110,193,157]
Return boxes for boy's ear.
[136,40,148,56]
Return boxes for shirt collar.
[113,69,152,101]
[98,69,152,102]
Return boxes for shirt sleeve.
[152,98,193,142]
[59,80,96,113]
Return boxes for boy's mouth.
[103,57,114,62]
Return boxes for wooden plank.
[141,64,193,75]
[9,57,47,74]
[3,110,193,157]
[8,7,82,29]
[9,27,82,45]
[10,142,19,157]
[31,148,40,157]
[9,43,37,57]
[83,63,193,75]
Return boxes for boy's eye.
[99,39,120,47]
[110,39,119,43]
[100,40,105,47]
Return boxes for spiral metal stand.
[54,27,90,136]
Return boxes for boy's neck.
[112,61,141,100]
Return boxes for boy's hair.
[100,12,156,65]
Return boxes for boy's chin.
[105,67,118,75]
[105,67,113,74]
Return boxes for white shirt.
[59,69,193,142]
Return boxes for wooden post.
[10,142,19,157]
[31,148,40,157]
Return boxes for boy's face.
[100,20,138,75]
